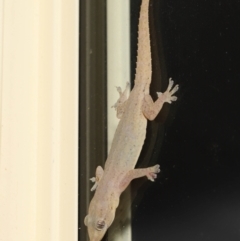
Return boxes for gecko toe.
[171,96,178,101]
[152,173,157,179]
[90,177,96,182]
[153,164,160,173]
[147,174,155,182]
[146,164,160,181]
[147,173,157,182]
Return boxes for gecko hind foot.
[111,82,130,109]
[146,164,160,182]
[157,78,179,104]
[112,82,130,119]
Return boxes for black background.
[130,0,240,240]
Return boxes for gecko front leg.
[112,82,130,119]
[90,166,104,191]
[119,165,160,191]
[142,78,179,121]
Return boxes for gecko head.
[84,216,109,241]
[84,201,117,241]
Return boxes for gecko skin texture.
[84,0,179,240]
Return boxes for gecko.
[84,0,179,240]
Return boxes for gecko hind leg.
[142,78,179,121]
[112,82,130,119]
[90,166,104,191]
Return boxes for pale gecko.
[84,0,179,240]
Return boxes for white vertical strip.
[51,0,61,240]
[36,1,56,238]
[0,0,3,147]
[58,0,78,239]
[0,0,39,240]
[107,0,131,240]
[32,3,39,239]
[0,0,78,240]
[107,0,131,149]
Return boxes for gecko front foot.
[146,164,160,182]
[90,166,104,191]
[157,78,179,104]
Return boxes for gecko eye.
[96,220,106,231]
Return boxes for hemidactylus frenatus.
[84,0,179,240]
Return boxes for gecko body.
[84,1,179,240]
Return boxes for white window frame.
[0,0,78,240]
[107,1,131,240]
